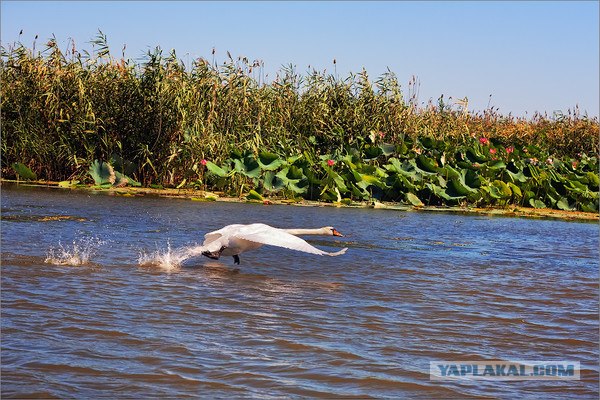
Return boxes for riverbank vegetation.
[2,34,598,212]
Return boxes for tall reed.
[2,34,598,185]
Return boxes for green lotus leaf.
[522,190,535,202]
[556,197,574,211]
[363,145,383,160]
[455,160,475,170]
[320,188,340,202]
[286,165,305,180]
[354,170,386,191]
[506,169,527,183]
[416,155,439,173]
[439,165,460,180]
[263,171,285,192]
[566,180,588,194]
[489,180,512,199]
[529,198,546,209]
[344,181,367,199]
[446,169,478,196]
[287,180,308,194]
[320,175,344,193]
[586,172,599,189]
[437,175,447,188]
[466,146,488,163]
[487,160,506,170]
[390,173,418,192]
[258,151,286,171]
[114,171,141,187]
[379,143,397,156]
[524,164,540,180]
[275,168,308,194]
[467,189,484,202]
[397,142,409,155]
[406,192,424,206]
[110,154,137,176]
[464,169,482,188]
[233,157,261,178]
[232,159,243,173]
[395,160,425,180]
[341,154,357,169]
[89,160,114,185]
[229,148,245,159]
[546,193,559,207]
[384,158,403,173]
[12,163,37,180]
[507,182,522,198]
[546,168,561,181]
[427,182,465,201]
[580,201,599,213]
[449,177,476,196]
[286,154,303,165]
[328,169,347,192]
[205,161,228,177]
[304,169,322,185]
[275,167,290,180]
[246,190,263,201]
[419,136,442,149]
[545,184,562,201]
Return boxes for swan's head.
[324,226,344,237]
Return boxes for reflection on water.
[1,184,598,399]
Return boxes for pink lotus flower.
[327,159,335,167]
[505,146,514,154]
[479,137,489,145]
[200,159,207,166]
[546,158,553,165]
[489,148,497,155]
[572,161,578,169]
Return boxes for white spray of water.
[45,237,104,266]
[137,242,205,272]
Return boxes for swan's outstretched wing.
[203,224,246,245]
[234,223,347,256]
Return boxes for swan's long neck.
[283,228,328,236]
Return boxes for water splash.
[138,242,205,272]
[45,237,103,266]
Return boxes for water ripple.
[1,186,598,399]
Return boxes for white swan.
[187,223,347,264]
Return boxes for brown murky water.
[1,185,598,398]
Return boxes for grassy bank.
[1,34,598,212]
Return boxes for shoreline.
[2,179,598,223]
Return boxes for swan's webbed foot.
[233,255,240,265]
[202,251,219,260]
[202,246,226,260]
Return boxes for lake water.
[1,184,598,398]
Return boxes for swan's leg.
[202,246,226,260]
[233,255,240,265]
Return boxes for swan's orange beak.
[332,228,343,237]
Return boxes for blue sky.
[2,1,598,117]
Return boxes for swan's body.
[187,223,347,264]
